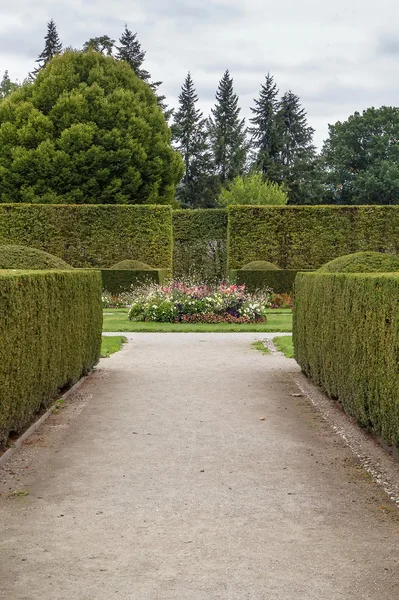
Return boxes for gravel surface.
[0,333,398,599]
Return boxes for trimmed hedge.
[227,205,399,270]
[0,245,72,270]
[173,209,228,281]
[241,260,280,271]
[233,269,311,294]
[111,259,154,270]
[0,204,173,269]
[101,269,169,295]
[318,251,399,273]
[294,272,399,448]
[0,269,102,447]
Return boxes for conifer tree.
[276,91,319,203]
[116,25,150,82]
[173,73,217,207]
[34,19,62,74]
[208,70,247,184]
[249,73,281,180]
[116,25,170,119]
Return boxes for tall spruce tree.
[277,91,319,204]
[173,73,217,207]
[249,73,281,180]
[34,19,62,74]
[116,25,170,119]
[208,70,247,184]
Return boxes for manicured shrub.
[0,245,72,270]
[173,209,228,281]
[294,272,399,448]
[0,51,183,204]
[111,259,154,270]
[235,269,307,294]
[227,205,399,270]
[318,251,399,273]
[101,269,169,295]
[241,260,280,271]
[0,204,173,268]
[0,270,102,447]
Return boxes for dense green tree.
[33,19,62,75]
[0,51,183,204]
[0,71,19,98]
[249,73,281,179]
[83,35,115,55]
[321,106,399,204]
[208,70,247,184]
[276,91,319,204]
[217,172,287,206]
[116,25,170,119]
[173,73,217,207]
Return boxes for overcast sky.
[1,0,398,147]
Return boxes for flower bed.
[128,281,270,323]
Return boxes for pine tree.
[276,91,318,204]
[172,73,217,207]
[116,25,170,119]
[0,71,18,98]
[34,19,62,74]
[208,70,247,184]
[83,35,115,55]
[249,73,281,179]
[116,25,150,82]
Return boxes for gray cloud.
[1,0,399,148]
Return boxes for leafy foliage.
[294,272,399,447]
[235,269,308,294]
[0,71,19,99]
[116,25,169,118]
[217,173,288,206]
[0,51,183,204]
[83,35,115,55]
[321,107,399,205]
[318,251,399,273]
[0,270,102,446]
[208,70,247,184]
[0,245,72,270]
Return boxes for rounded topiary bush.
[318,251,399,273]
[240,260,281,271]
[111,259,154,270]
[0,245,73,270]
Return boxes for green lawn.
[102,309,292,333]
[273,335,294,358]
[101,335,127,357]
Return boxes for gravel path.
[0,333,398,599]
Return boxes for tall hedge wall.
[294,272,399,448]
[0,204,173,269]
[0,270,102,447]
[173,209,228,281]
[227,206,399,270]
